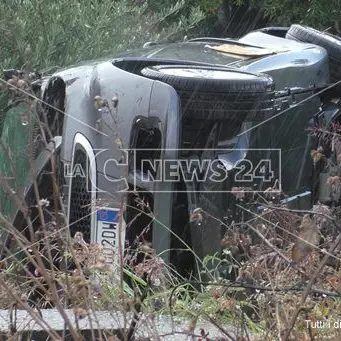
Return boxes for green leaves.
[0,0,214,72]
[248,0,341,34]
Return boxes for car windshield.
[120,41,258,67]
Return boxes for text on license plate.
[96,208,125,264]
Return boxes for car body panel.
[239,31,329,88]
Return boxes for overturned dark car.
[2,24,341,275]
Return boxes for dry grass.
[1,68,341,341]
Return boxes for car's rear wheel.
[286,25,341,83]
[141,64,275,121]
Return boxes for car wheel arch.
[42,76,66,137]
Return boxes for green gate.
[0,102,34,241]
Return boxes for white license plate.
[96,208,125,265]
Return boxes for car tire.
[286,24,341,83]
[141,64,275,121]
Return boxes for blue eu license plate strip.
[96,208,125,265]
[97,209,120,223]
